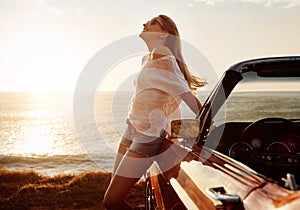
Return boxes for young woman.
[103,14,206,210]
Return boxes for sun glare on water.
[10,93,71,157]
[13,125,60,156]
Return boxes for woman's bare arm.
[180,91,202,114]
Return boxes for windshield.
[214,72,300,124]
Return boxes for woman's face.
[140,17,166,42]
[142,17,164,33]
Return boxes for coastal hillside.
[0,168,145,210]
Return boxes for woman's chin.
[139,31,156,41]
[139,32,147,41]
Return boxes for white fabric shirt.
[128,55,191,137]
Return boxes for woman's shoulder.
[150,46,174,60]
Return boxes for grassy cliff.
[0,168,145,209]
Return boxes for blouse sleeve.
[136,55,191,97]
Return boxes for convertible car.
[146,56,300,210]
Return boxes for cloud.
[190,0,300,8]
[38,0,65,16]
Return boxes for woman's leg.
[103,174,138,210]
[103,150,152,210]
[113,139,130,173]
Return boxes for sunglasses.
[147,18,163,27]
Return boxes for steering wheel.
[234,117,300,182]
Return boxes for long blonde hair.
[158,14,206,92]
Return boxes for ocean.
[0,91,299,176]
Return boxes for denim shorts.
[120,123,166,157]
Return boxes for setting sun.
[3,31,78,92]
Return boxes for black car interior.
[205,118,300,189]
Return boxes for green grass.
[0,168,145,209]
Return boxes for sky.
[0,0,299,92]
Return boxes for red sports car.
[146,56,300,210]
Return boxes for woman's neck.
[146,42,165,52]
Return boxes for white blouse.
[128,55,191,137]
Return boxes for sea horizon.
[1,91,299,176]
